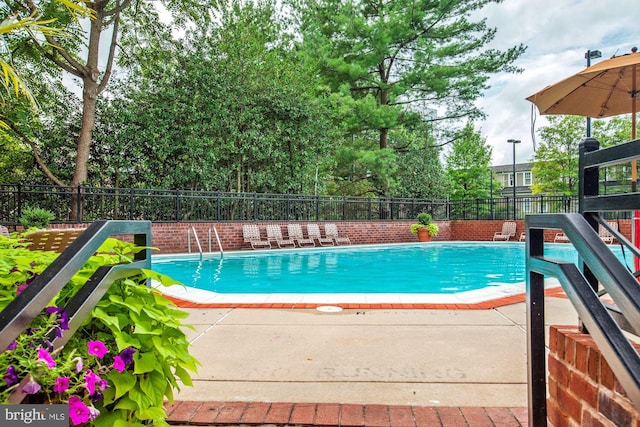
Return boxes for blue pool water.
[152,242,630,295]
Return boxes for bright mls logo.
[1,404,67,426]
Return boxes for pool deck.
[164,292,578,426]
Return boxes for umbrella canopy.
[526,51,640,119]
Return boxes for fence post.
[77,185,83,223]
[253,193,258,220]
[16,183,22,221]
[129,187,134,220]
[539,195,543,214]
[316,195,320,220]
[175,189,180,221]
[342,196,347,220]
[489,197,496,219]
[368,198,372,221]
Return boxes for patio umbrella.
[526,49,640,266]
[526,50,640,136]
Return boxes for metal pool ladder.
[188,226,224,258]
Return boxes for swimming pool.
[152,242,629,305]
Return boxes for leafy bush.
[0,234,199,426]
[19,207,55,229]
[410,212,439,236]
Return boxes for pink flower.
[53,377,69,393]
[112,356,126,373]
[16,283,27,295]
[87,340,108,359]
[68,396,91,425]
[84,370,108,396]
[37,348,56,368]
[74,357,83,372]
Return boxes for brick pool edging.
[161,287,567,310]
[164,400,529,426]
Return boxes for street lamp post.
[507,139,521,220]
[585,49,602,137]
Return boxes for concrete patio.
[165,295,579,426]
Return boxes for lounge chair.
[599,221,618,244]
[266,224,296,248]
[324,223,351,245]
[519,232,526,242]
[242,224,272,250]
[0,225,9,238]
[554,232,569,243]
[24,229,84,253]
[306,223,334,246]
[492,221,516,241]
[287,223,315,248]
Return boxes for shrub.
[19,207,55,229]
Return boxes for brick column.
[547,325,640,427]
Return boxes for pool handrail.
[187,226,224,258]
[525,137,640,426]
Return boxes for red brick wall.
[152,221,451,254]
[547,326,640,427]
[21,219,631,253]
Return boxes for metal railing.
[526,137,640,426]
[0,220,152,402]
[0,183,590,224]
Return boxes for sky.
[471,0,640,166]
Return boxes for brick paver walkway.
[165,401,529,426]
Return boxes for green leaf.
[174,366,194,386]
[140,370,166,405]
[134,352,158,374]
[113,396,138,411]
[135,406,167,421]
[108,370,137,399]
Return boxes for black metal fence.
[0,183,588,224]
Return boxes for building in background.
[492,162,534,197]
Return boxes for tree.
[531,116,584,196]
[93,0,336,195]
[296,0,526,149]
[390,125,449,199]
[445,123,499,200]
[3,0,209,217]
[0,1,91,129]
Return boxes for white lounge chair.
[0,225,9,238]
[493,221,516,241]
[242,224,272,250]
[287,224,315,248]
[266,224,296,249]
[324,223,351,245]
[599,222,618,244]
[554,232,569,243]
[307,224,334,246]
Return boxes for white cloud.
[474,0,640,165]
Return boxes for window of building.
[509,173,514,187]
[523,171,532,186]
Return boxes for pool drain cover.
[316,306,343,313]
